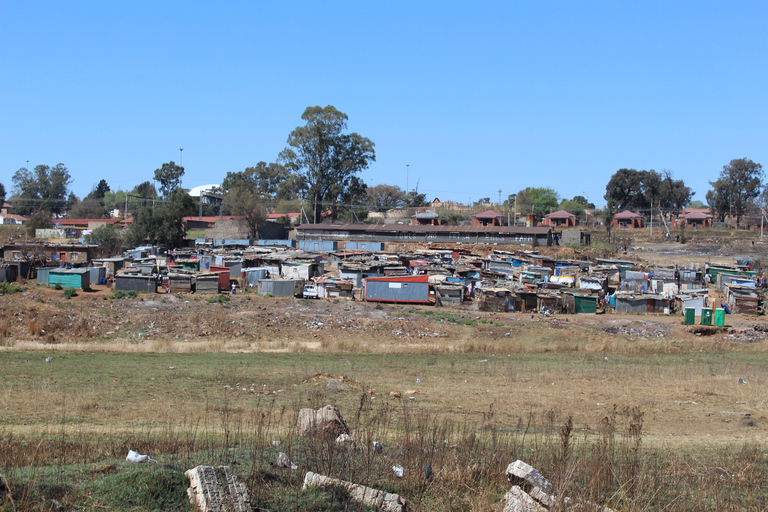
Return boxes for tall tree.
[11,163,72,215]
[0,182,6,205]
[658,169,693,216]
[221,161,302,201]
[279,106,375,222]
[514,187,559,220]
[153,161,185,198]
[706,158,763,227]
[224,187,267,239]
[124,187,195,248]
[367,184,406,212]
[94,179,111,199]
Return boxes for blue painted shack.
[48,268,90,290]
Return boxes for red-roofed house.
[0,213,27,225]
[541,210,578,228]
[611,210,643,228]
[266,212,301,225]
[471,210,503,226]
[674,211,712,228]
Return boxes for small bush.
[0,282,25,295]
[113,290,138,299]
[63,288,78,299]
[206,295,231,304]
[54,283,63,290]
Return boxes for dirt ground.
[2,237,768,446]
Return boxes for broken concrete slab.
[185,465,252,512]
[296,404,349,439]
[503,485,548,512]
[303,471,408,512]
[505,460,555,507]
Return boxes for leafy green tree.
[404,190,428,208]
[221,161,302,202]
[0,182,6,205]
[279,106,375,222]
[124,188,195,248]
[437,209,468,225]
[658,170,693,216]
[558,199,586,219]
[67,192,108,219]
[367,184,407,212]
[86,223,123,257]
[687,199,706,209]
[570,195,595,209]
[153,161,185,198]
[11,163,72,215]
[706,158,763,227]
[514,187,559,220]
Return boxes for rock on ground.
[296,405,349,438]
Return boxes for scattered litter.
[737,378,747,384]
[335,433,355,444]
[416,378,422,383]
[372,441,383,453]
[271,440,281,447]
[479,359,488,363]
[392,465,404,478]
[424,464,433,480]
[45,357,53,363]
[126,450,157,463]
[277,452,297,470]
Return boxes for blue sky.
[1,1,766,208]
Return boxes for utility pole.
[406,164,409,193]
[179,148,183,167]
[498,189,502,207]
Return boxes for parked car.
[303,283,319,299]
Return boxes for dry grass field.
[2,234,768,510]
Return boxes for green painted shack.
[48,268,90,290]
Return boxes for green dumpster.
[684,307,696,325]
[701,307,713,326]
[714,308,725,326]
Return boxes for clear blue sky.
[2,1,766,208]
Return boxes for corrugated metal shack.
[314,278,354,299]
[115,271,158,293]
[724,284,760,315]
[564,293,598,314]
[298,240,337,252]
[613,292,671,314]
[195,273,220,294]
[364,275,430,304]
[209,266,231,289]
[243,268,270,287]
[89,266,106,285]
[717,273,756,290]
[620,270,647,292]
[48,268,90,290]
[345,241,383,251]
[168,271,193,293]
[679,269,704,290]
[258,279,304,297]
[512,288,539,312]
[36,267,58,285]
[257,239,295,247]
[675,293,707,316]
[477,287,512,312]
[92,257,126,276]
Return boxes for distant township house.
[0,213,27,225]
[472,210,504,226]
[674,211,713,228]
[541,210,578,228]
[611,211,644,228]
[411,211,441,226]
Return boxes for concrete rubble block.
[185,465,252,512]
[296,404,350,439]
[303,471,408,512]
[327,378,350,391]
[505,460,555,507]
[503,485,548,512]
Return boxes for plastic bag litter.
[392,465,404,478]
[335,433,354,444]
[126,450,157,463]
[372,441,383,453]
[277,452,298,470]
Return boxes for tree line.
[1,105,764,248]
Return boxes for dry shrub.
[28,317,42,337]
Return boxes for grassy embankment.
[1,349,767,511]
